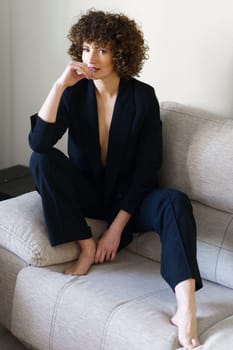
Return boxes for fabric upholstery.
[11,251,233,350]
[0,247,27,329]
[199,316,233,350]
[0,192,107,267]
[193,201,233,289]
[11,252,171,350]
[160,102,233,214]
[0,324,7,337]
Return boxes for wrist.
[108,223,123,237]
[54,79,67,92]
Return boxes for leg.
[134,188,202,348]
[30,148,94,245]
[30,148,103,275]
[172,279,199,349]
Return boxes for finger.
[94,246,101,264]
[105,251,113,262]
[110,250,117,261]
[75,65,85,77]
[69,62,84,76]
[70,61,83,69]
[99,251,106,264]
[95,246,106,264]
[71,62,92,79]
[76,68,83,75]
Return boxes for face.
[82,42,116,79]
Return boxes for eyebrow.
[83,42,109,49]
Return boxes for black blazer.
[29,78,162,214]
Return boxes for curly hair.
[68,9,149,79]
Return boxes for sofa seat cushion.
[0,247,27,329]
[0,191,107,267]
[11,250,233,350]
[200,315,233,350]
[11,251,177,350]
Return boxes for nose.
[88,49,98,64]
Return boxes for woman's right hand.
[38,61,93,123]
[56,61,93,88]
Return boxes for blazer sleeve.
[28,89,70,153]
[120,87,162,214]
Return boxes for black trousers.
[30,148,202,291]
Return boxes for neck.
[94,74,120,98]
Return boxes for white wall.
[1,0,233,167]
[0,0,12,167]
[0,0,69,168]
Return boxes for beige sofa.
[0,102,233,350]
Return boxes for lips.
[88,67,98,73]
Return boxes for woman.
[29,9,202,349]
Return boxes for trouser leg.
[134,188,203,291]
[29,148,103,246]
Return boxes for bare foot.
[65,238,96,276]
[172,279,200,349]
[171,308,199,349]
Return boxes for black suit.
[29,78,162,213]
[29,78,202,291]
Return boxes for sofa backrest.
[159,102,233,214]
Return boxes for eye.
[98,48,107,54]
[82,46,90,52]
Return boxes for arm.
[38,81,66,124]
[38,62,92,123]
[29,62,93,152]
[95,209,132,264]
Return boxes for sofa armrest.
[0,191,107,267]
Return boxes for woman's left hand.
[94,228,121,264]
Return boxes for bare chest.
[96,96,116,166]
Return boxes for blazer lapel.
[104,79,135,204]
[83,80,103,184]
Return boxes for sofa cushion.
[11,252,177,350]
[160,102,233,214]
[0,191,107,267]
[11,251,233,350]
[0,247,27,329]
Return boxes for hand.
[57,61,93,88]
[94,228,121,264]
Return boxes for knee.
[29,150,59,179]
[30,148,63,170]
[30,151,49,172]
[166,188,187,201]
[165,189,192,212]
